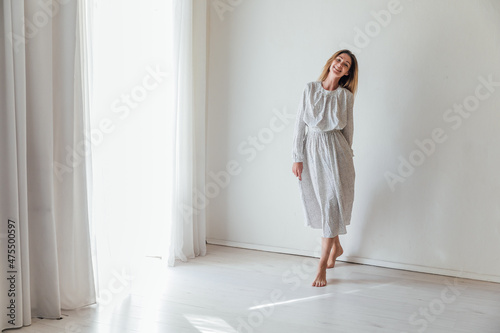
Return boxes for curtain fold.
[0,0,96,330]
[168,0,207,266]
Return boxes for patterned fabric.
[292,81,355,238]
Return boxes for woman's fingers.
[295,167,302,181]
[292,163,303,181]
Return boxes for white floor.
[13,244,500,333]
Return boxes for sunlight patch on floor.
[248,293,337,310]
[184,314,237,333]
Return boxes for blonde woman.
[292,49,358,287]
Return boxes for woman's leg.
[327,235,343,268]
[312,237,334,287]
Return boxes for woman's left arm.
[341,91,354,154]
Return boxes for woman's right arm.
[292,84,309,179]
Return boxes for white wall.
[205,0,500,282]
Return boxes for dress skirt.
[298,128,355,238]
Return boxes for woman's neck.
[321,77,340,91]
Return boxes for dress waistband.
[308,127,341,134]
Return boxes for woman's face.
[329,53,352,78]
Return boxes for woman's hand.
[292,162,303,181]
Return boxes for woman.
[292,49,358,287]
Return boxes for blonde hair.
[318,49,358,95]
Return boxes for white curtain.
[0,0,96,330]
[168,0,207,266]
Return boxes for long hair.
[318,49,358,95]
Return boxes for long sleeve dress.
[292,81,355,238]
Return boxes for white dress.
[292,81,355,238]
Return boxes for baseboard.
[206,238,500,284]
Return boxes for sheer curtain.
[89,0,172,293]
[0,0,95,330]
[168,0,207,266]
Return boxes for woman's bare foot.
[312,265,328,287]
[327,244,343,269]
